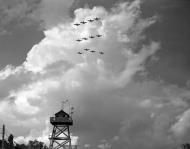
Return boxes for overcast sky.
[0,0,190,149]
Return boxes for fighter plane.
[76,39,82,42]
[89,35,95,38]
[77,52,82,54]
[74,23,80,26]
[82,37,88,40]
[88,19,94,22]
[99,52,104,54]
[94,17,101,21]
[80,21,87,24]
[96,34,102,37]
[90,50,96,53]
[84,48,90,51]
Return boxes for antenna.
[61,100,68,110]
[70,107,74,118]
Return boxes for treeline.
[0,134,48,149]
[15,140,48,149]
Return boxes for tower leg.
[68,126,71,149]
[49,125,72,149]
[49,126,56,149]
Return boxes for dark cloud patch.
[0,0,42,35]
[140,0,190,87]
[0,26,44,69]
[69,79,190,149]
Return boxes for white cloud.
[98,140,111,149]
[171,109,190,139]
[9,79,59,115]
[0,65,22,80]
[84,144,91,148]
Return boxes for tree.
[181,143,190,149]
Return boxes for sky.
[0,0,190,149]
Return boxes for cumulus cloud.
[0,0,75,35]
[1,0,190,149]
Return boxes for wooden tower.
[49,109,73,149]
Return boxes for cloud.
[0,0,42,34]
[1,0,190,149]
[0,0,75,35]
[37,0,75,29]
[0,65,18,80]
[171,108,190,142]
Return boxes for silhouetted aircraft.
[90,50,96,53]
[88,19,94,22]
[80,21,87,24]
[77,52,82,54]
[96,34,102,37]
[74,23,80,26]
[82,37,88,40]
[99,52,104,54]
[84,48,90,51]
[89,36,95,38]
[76,39,82,42]
[94,17,100,21]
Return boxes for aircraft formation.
[76,33,104,55]
[74,17,104,55]
[76,34,102,42]
[77,49,104,55]
[74,17,101,26]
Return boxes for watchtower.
[49,109,73,149]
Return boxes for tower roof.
[55,109,69,117]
